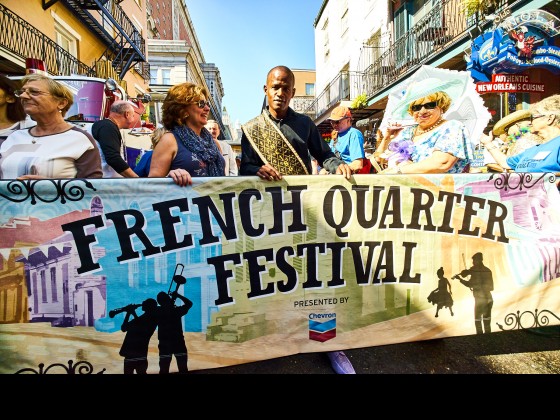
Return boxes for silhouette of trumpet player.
[156,264,193,374]
[453,252,494,334]
[115,299,159,374]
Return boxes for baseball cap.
[328,106,352,122]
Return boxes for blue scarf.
[172,125,225,177]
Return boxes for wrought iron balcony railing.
[305,71,364,120]
[291,96,315,115]
[0,3,95,76]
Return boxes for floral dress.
[388,120,474,173]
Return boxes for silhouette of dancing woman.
[156,290,193,374]
[118,298,158,374]
[427,267,454,317]
[454,252,494,334]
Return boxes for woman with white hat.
[480,94,560,173]
[377,77,474,174]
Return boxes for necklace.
[29,124,72,144]
[414,118,445,137]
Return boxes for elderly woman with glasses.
[479,94,560,173]
[376,78,473,174]
[0,74,102,179]
[148,82,224,186]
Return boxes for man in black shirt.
[240,66,351,180]
[92,100,141,178]
[240,65,355,374]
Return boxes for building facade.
[146,0,230,137]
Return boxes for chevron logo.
[309,313,337,342]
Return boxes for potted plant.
[351,93,368,109]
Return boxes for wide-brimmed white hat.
[391,77,467,119]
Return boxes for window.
[52,12,80,75]
[162,69,171,85]
[322,18,329,47]
[40,271,47,303]
[341,9,349,38]
[150,68,158,84]
[50,267,58,302]
[305,83,315,96]
[394,5,412,68]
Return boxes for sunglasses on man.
[330,117,350,126]
[410,101,438,112]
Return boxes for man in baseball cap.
[327,105,352,123]
[326,106,369,174]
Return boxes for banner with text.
[1,173,559,374]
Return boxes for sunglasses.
[14,88,52,98]
[330,117,349,126]
[530,114,545,122]
[194,100,211,109]
[410,101,438,112]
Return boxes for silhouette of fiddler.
[453,253,494,334]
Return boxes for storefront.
[467,9,560,124]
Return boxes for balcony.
[0,3,95,76]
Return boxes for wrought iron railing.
[305,71,364,119]
[291,96,315,115]
[0,3,95,76]
[306,0,516,122]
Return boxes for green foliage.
[351,93,368,109]
[461,0,498,16]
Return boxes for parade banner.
[1,173,559,374]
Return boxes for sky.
[186,0,324,127]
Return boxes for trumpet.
[109,303,142,318]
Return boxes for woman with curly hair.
[148,82,225,186]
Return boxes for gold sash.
[242,111,309,175]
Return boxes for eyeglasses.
[194,100,211,109]
[410,101,438,112]
[330,117,349,126]
[14,88,52,98]
[530,114,545,122]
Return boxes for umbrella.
[379,65,491,145]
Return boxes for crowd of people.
[0,66,559,374]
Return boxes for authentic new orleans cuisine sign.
[1,173,559,374]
